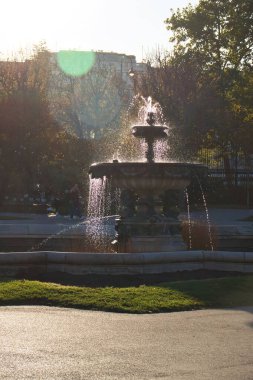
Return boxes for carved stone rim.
[89,162,207,179]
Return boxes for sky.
[1,0,198,62]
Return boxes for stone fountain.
[89,101,207,253]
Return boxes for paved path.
[0,209,252,237]
[0,306,253,379]
[181,208,253,226]
[1,208,253,225]
[0,212,76,225]
[0,213,114,237]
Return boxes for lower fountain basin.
[89,162,207,193]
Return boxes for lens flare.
[57,50,95,77]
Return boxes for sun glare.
[57,50,96,77]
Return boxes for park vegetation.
[138,0,253,168]
[0,45,128,207]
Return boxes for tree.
[166,0,253,71]
[0,44,96,203]
[164,0,253,169]
[0,65,60,198]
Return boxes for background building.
[48,51,147,139]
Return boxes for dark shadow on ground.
[160,274,253,323]
[19,270,253,288]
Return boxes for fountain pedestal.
[113,187,187,252]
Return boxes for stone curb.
[0,251,253,275]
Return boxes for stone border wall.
[0,251,253,276]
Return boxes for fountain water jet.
[89,98,207,253]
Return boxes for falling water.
[127,96,168,163]
[195,176,214,251]
[139,138,147,162]
[137,138,169,163]
[28,220,86,252]
[153,140,169,162]
[88,177,120,218]
[87,177,120,250]
[185,189,192,249]
[119,95,169,163]
[114,187,121,215]
[137,96,165,126]
[28,215,118,252]
[27,178,110,252]
[88,177,104,217]
[126,95,166,126]
[87,178,107,249]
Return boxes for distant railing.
[208,169,253,186]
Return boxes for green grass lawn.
[0,276,253,313]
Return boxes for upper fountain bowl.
[132,110,168,141]
[132,125,168,140]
